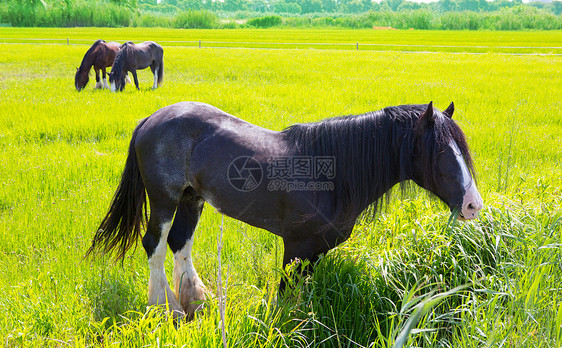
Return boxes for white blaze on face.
[110,81,116,92]
[451,141,483,220]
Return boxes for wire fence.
[1,37,561,55]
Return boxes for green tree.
[478,0,488,11]
[299,0,322,13]
[321,0,336,12]
[111,0,138,10]
[398,1,423,10]
[553,1,562,15]
[438,0,455,12]
[274,0,301,13]
[222,0,248,11]
[380,0,404,11]
[181,0,204,10]
[362,0,374,11]
[347,0,364,13]
[337,0,353,12]
[459,0,478,11]
[252,0,269,12]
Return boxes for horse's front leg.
[131,70,140,90]
[101,68,109,89]
[94,68,102,89]
[279,238,323,295]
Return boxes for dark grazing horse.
[109,41,163,92]
[75,39,121,91]
[87,101,483,319]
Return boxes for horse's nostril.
[468,203,474,210]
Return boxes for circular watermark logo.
[227,156,263,192]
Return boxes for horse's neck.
[344,115,411,229]
[360,112,405,165]
[324,114,407,222]
[79,52,95,71]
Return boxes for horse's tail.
[86,118,149,262]
[157,59,164,86]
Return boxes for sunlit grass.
[1,27,562,53]
[0,28,560,347]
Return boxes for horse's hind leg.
[167,190,206,320]
[151,64,159,89]
[142,197,184,317]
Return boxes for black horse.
[88,101,483,319]
[109,41,163,92]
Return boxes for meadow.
[0,28,561,347]
[2,27,562,54]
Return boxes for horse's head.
[109,46,127,92]
[75,67,89,91]
[411,102,483,220]
[109,70,126,92]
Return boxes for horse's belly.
[202,191,284,235]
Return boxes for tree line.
[1,0,561,29]
[145,0,561,16]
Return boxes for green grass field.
[0,28,561,347]
[2,27,562,53]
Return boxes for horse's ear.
[418,101,435,129]
[443,102,454,118]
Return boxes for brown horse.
[75,40,121,91]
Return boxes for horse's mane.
[78,39,105,72]
[282,104,475,229]
[112,41,134,81]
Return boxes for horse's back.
[136,102,275,147]
[105,41,121,51]
[137,41,163,56]
[127,41,163,65]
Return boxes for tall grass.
[280,7,562,30]
[0,0,132,27]
[247,15,283,28]
[132,12,173,28]
[0,1,561,30]
[173,10,218,29]
[439,6,562,30]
